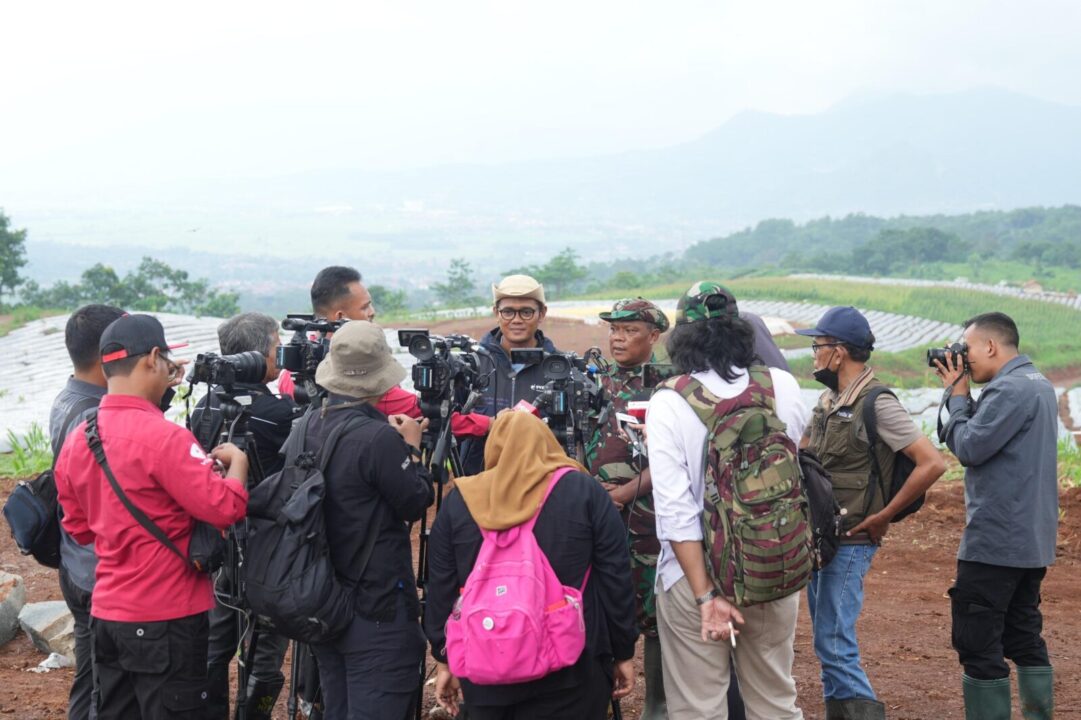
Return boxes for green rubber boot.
[962,675,1011,720]
[1017,666,1054,720]
[642,635,668,720]
[825,698,886,719]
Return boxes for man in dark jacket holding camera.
[935,312,1058,720]
[305,320,433,720]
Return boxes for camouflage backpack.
[660,366,814,606]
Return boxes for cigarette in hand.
[728,621,736,649]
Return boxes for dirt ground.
[3,480,1080,719]
[3,315,1080,718]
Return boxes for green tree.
[0,211,29,309]
[507,247,588,300]
[17,256,238,317]
[369,284,409,315]
[431,258,482,308]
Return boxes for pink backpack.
[445,467,590,685]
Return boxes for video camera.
[190,350,267,389]
[399,329,488,419]
[511,347,610,459]
[276,314,346,404]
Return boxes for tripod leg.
[234,628,261,720]
[287,640,301,719]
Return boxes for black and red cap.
[99,314,187,364]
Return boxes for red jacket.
[55,394,248,622]
[278,372,491,436]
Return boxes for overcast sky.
[3,0,1081,192]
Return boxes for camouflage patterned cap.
[599,297,670,332]
[675,281,738,325]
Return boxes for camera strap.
[936,375,969,444]
[84,411,193,570]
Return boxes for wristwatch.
[695,589,719,606]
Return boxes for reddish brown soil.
[3,479,1080,719]
[3,317,1080,718]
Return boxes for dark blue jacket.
[460,328,559,474]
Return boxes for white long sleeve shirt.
[646,366,809,591]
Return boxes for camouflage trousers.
[630,531,661,638]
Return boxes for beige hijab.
[454,411,586,531]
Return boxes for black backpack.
[798,449,842,570]
[3,397,99,568]
[863,387,924,523]
[243,412,379,644]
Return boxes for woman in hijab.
[424,411,638,719]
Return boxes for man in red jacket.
[55,314,250,720]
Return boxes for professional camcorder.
[399,329,488,422]
[190,351,266,389]
[927,342,969,371]
[276,314,346,404]
[512,347,610,459]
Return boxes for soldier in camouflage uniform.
[585,298,669,720]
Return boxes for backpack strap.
[860,385,894,518]
[522,467,592,592]
[84,411,192,570]
[745,365,777,414]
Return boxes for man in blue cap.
[797,307,945,720]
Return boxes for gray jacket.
[943,355,1059,568]
[48,377,106,592]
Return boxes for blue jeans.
[806,543,878,701]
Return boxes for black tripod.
[413,393,473,720]
[212,394,270,720]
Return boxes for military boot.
[1017,665,1054,720]
[962,674,1011,720]
[825,698,886,719]
[642,635,668,720]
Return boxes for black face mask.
[813,366,840,393]
[813,349,841,392]
[159,387,176,412]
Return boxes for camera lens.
[222,351,267,384]
[409,335,435,362]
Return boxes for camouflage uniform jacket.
[584,363,657,539]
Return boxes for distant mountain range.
[16,87,1081,282]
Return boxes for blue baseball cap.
[795,306,875,350]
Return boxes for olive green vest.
[807,378,896,535]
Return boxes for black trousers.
[59,566,97,720]
[464,657,613,720]
[92,612,210,720]
[311,598,426,720]
[949,560,1050,680]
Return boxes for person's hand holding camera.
[932,347,969,397]
[388,414,427,450]
[210,443,249,481]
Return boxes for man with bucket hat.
[303,320,434,720]
[797,307,945,720]
[585,297,670,720]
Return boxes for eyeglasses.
[810,342,842,354]
[497,307,537,321]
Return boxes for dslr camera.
[276,314,346,404]
[927,342,969,371]
[511,348,609,458]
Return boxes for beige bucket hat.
[315,320,407,399]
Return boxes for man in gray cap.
[303,320,434,720]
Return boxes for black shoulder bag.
[863,386,923,523]
[84,411,227,574]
